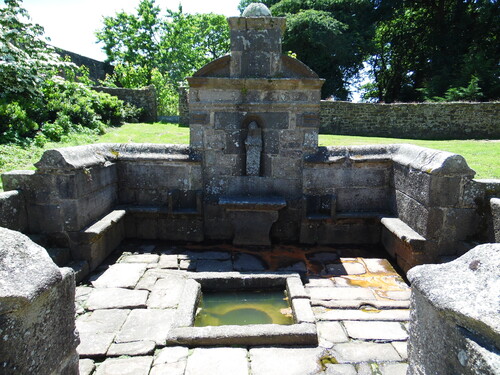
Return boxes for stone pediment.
[193,55,318,79]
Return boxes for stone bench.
[380,217,426,272]
[69,209,126,272]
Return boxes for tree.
[271,0,382,100]
[0,0,61,102]
[96,0,230,115]
[367,0,500,102]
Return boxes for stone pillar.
[0,227,79,374]
[228,6,286,78]
[407,243,500,375]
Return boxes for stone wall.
[178,97,500,139]
[56,48,113,83]
[407,243,500,375]
[2,143,203,273]
[179,86,189,126]
[93,85,158,122]
[320,101,500,140]
[0,227,79,374]
[0,190,27,232]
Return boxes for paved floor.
[76,240,411,375]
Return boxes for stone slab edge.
[167,323,317,346]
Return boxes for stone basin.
[219,195,287,246]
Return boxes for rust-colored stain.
[332,258,409,300]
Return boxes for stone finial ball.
[242,3,272,17]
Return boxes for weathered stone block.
[0,190,27,232]
[62,185,118,231]
[408,244,500,375]
[0,228,78,374]
[69,209,126,271]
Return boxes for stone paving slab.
[316,308,410,321]
[326,261,366,275]
[249,347,325,375]
[114,308,176,345]
[357,362,409,375]
[308,286,376,300]
[312,299,410,309]
[94,356,153,375]
[185,348,248,375]
[391,341,408,360]
[195,259,233,272]
[361,258,397,274]
[323,363,357,375]
[150,361,186,375]
[79,359,95,375]
[233,253,267,271]
[77,309,130,357]
[343,321,408,341]
[75,241,411,375]
[91,263,147,289]
[158,254,179,269]
[106,340,156,356]
[317,321,349,346]
[85,288,148,310]
[153,346,189,365]
[147,276,186,308]
[120,254,159,263]
[330,342,402,363]
[305,277,335,288]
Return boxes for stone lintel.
[187,77,324,90]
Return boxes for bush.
[0,101,39,143]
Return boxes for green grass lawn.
[1,122,498,191]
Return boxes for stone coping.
[170,272,317,346]
[219,195,287,210]
[305,144,475,176]
[27,142,478,178]
[34,143,198,171]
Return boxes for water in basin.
[194,290,293,326]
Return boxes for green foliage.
[0,0,141,144]
[0,0,67,102]
[269,0,379,100]
[423,76,485,102]
[368,0,500,102]
[96,1,230,115]
[0,101,38,143]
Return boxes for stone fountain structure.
[0,4,499,374]
[188,5,324,245]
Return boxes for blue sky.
[22,0,241,61]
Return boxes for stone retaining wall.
[178,97,500,139]
[93,85,158,122]
[320,101,500,140]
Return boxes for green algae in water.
[194,290,293,326]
